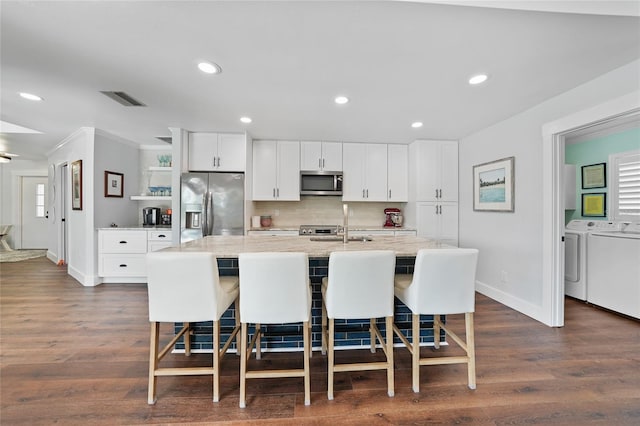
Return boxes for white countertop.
[248,226,416,232]
[162,234,448,258]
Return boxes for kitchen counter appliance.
[299,225,339,235]
[143,207,161,227]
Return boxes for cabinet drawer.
[100,231,147,253]
[148,230,172,241]
[148,242,172,252]
[100,254,147,277]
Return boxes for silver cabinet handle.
[362,189,365,198]
[435,189,439,199]
[277,188,280,197]
[439,189,442,198]
[435,205,439,214]
[389,189,391,199]
[273,188,276,198]
[366,189,369,198]
[322,158,325,169]
[319,158,322,169]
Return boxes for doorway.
[542,92,640,327]
[20,176,48,249]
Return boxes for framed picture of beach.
[473,156,515,212]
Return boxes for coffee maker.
[143,207,161,227]
[384,208,403,227]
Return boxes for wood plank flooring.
[1,257,639,425]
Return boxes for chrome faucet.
[337,203,349,243]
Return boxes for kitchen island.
[160,235,455,352]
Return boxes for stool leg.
[386,316,394,397]
[185,322,191,356]
[239,323,248,408]
[466,312,477,390]
[434,314,441,349]
[321,301,327,355]
[213,320,220,402]
[370,318,376,353]
[328,318,335,400]
[412,313,420,393]
[234,298,241,356]
[148,322,159,405]
[255,324,262,360]
[303,320,311,405]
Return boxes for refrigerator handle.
[204,191,214,236]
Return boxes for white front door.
[21,176,48,249]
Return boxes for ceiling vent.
[156,136,172,144]
[100,91,146,107]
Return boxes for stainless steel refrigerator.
[180,172,244,243]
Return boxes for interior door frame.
[542,91,640,327]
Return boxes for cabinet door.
[300,141,323,171]
[365,144,388,201]
[416,202,440,239]
[252,140,278,200]
[439,202,458,246]
[188,133,218,171]
[387,144,408,201]
[415,142,440,201]
[342,143,366,200]
[322,142,343,171]
[217,133,246,172]
[439,142,458,202]
[276,141,300,201]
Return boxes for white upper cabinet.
[342,143,388,201]
[188,132,246,172]
[387,144,408,202]
[413,140,458,202]
[300,141,343,171]
[252,140,300,201]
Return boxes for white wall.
[459,59,640,323]
[48,128,95,285]
[0,159,48,249]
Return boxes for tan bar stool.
[146,251,240,404]
[238,252,312,408]
[393,248,479,392]
[321,250,396,400]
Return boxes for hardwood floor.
[1,257,639,425]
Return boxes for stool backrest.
[238,252,310,324]
[411,248,479,314]
[146,251,222,323]
[325,250,396,319]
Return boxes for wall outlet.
[501,270,508,283]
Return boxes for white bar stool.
[321,250,396,400]
[146,251,240,404]
[238,252,312,408]
[393,248,479,392]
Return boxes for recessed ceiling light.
[411,122,423,128]
[198,61,222,74]
[19,92,43,101]
[240,116,252,124]
[468,74,488,85]
[334,96,349,105]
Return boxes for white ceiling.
[1,1,639,161]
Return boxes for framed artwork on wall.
[473,156,515,212]
[581,162,606,189]
[104,171,124,198]
[71,160,83,210]
[582,192,606,217]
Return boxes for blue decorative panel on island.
[174,256,442,352]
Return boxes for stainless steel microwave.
[300,171,343,196]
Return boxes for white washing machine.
[587,222,640,319]
[564,220,625,300]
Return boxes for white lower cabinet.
[416,202,458,246]
[98,229,174,283]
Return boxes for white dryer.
[564,220,625,300]
[564,220,595,300]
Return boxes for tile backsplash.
[251,197,405,228]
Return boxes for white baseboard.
[476,280,546,325]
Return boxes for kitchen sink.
[309,236,373,242]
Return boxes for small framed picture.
[104,171,124,198]
[473,156,515,212]
[582,192,606,217]
[581,162,606,189]
[71,160,83,210]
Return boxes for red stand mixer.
[384,208,403,227]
